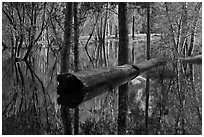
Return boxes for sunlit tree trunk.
[188,2,201,56]
[118,2,129,135]
[179,3,188,53]
[60,2,73,135]
[73,2,79,135]
[145,2,150,135]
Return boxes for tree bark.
[73,2,79,135]
[57,54,201,108]
[179,55,202,65]
[132,16,135,38]
[187,3,201,88]
[188,2,201,56]
[74,2,79,72]
[117,3,129,135]
[164,2,177,50]
[60,2,73,135]
[115,25,118,38]
[145,2,150,135]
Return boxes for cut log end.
[57,73,86,108]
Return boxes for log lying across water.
[57,58,166,108]
[179,54,202,65]
[57,55,202,108]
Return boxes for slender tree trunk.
[118,3,129,135]
[180,2,188,53]
[74,3,79,72]
[132,16,135,38]
[180,3,188,134]
[164,3,177,50]
[102,5,108,67]
[146,4,151,61]
[188,3,201,56]
[60,2,73,135]
[188,2,202,132]
[73,2,79,135]
[115,25,118,38]
[188,3,201,86]
[145,2,150,135]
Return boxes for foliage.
[2,2,202,135]
[80,118,117,135]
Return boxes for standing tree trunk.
[188,2,201,56]
[180,2,188,53]
[60,2,73,135]
[180,3,188,134]
[118,2,129,135]
[115,25,118,38]
[132,15,135,38]
[73,2,79,135]
[188,2,201,85]
[145,2,150,135]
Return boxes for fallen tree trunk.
[57,55,201,108]
[179,54,202,65]
[57,58,166,108]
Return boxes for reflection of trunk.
[60,2,73,135]
[175,61,185,135]
[84,13,100,68]
[95,7,108,67]
[156,102,162,134]
[132,44,134,63]
[73,2,79,135]
[95,44,104,67]
[189,67,202,124]
[156,77,167,134]
[114,41,118,59]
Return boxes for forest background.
[1,2,202,135]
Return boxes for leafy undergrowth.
[2,106,63,135]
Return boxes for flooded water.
[2,34,201,124]
[2,34,154,119]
